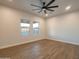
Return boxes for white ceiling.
[0,0,79,18]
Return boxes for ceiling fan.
[31,0,59,14]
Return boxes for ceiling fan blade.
[44,10,47,14]
[47,8,54,11]
[46,0,55,7]
[31,4,42,8]
[43,2,46,6]
[32,9,40,10]
[38,9,42,13]
[48,5,59,8]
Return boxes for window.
[32,21,40,35]
[20,19,30,36]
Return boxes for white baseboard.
[0,37,78,50]
[48,37,79,45]
[0,39,43,50]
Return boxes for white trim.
[0,39,43,49]
[0,38,78,50]
[48,37,79,45]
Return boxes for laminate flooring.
[0,39,79,59]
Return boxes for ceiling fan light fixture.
[43,9,46,11]
[65,5,71,10]
[45,13,48,16]
[31,0,59,16]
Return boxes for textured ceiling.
[0,0,79,18]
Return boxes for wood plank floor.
[0,39,79,59]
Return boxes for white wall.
[0,5,46,49]
[46,11,79,45]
